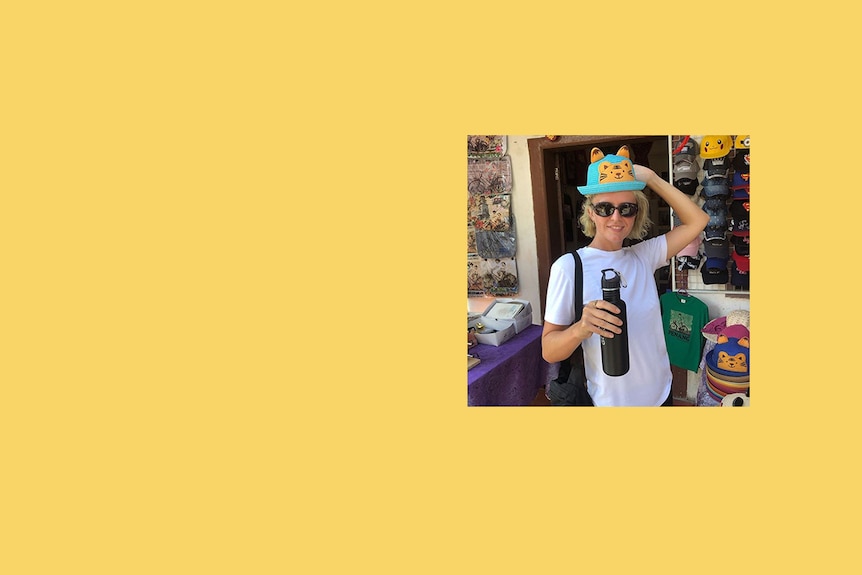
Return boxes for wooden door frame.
[528,135,657,316]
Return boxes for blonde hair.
[578,190,652,240]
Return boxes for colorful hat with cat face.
[577,145,647,195]
[706,334,750,377]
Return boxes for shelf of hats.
[670,135,749,295]
[669,136,750,406]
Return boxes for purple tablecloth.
[468,324,550,406]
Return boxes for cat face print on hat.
[700,135,732,159]
[577,145,647,195]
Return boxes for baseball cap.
[678,234,702,258]
[675,137,699,158]
[732,235,750,256]
[732,250,750,272]
[730,199,750,236]
[734,135,750,149]
[577,146,647,195]
[704,236,730,258]
[703,157,732,180]
[702,257,729,284]
[675,177,699,195]
[700,136,732,159]
[702,178,731,198]
[731,263,750,289]
[673,156,700,180]
[703,200,728,229]
[733,150,750,173]
[676,255,701,271]
[732,171,750,189]
[704,225,728,242]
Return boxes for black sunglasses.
[592,202,639,218]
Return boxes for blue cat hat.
[577,145,647,195]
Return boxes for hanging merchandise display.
[467,156,517,258]
[670,134,750,293]
[466,135,519,297]
[660,290,709,372]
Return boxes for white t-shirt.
[544,237,671,406]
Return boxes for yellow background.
[1,1,859,573]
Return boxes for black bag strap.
[572,250,584,363]
[556,251,584,381]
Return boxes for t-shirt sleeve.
[544,254,575,326]
[634,235,670,272]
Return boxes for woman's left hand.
[633,164,656,185]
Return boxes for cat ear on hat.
[615,145,633,159]
[590,147,605,162]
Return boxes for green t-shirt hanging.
[660,291,709,372]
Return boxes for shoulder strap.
[573,250,583,322]
[572,251,584,364]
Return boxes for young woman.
[542,146,708,406]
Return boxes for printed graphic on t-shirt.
[669,310,694,343]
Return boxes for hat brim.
[577,180,647,195]
[702,316,728,343]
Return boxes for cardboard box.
[482,298,533,334]
[468,316,516,346]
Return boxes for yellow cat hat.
[576,145,647,195]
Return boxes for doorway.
[529,135,671,316]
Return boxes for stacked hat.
[731,235,749,256]
[730,136,750,290]
[732,249,750,288]
[730,199,750,237]
[732,135,750,200]
[702,309,750,401]
[677,236,702,270]
[702,309,750,343]
[732,172,751,199]
[733,135,750,174]
[702,190,730,244]
[702,196,728,230]
[703,156,732,181]
[701,254,729,284]
[671,211,702,270]
[700,136,733,160]
[672,137,700,195]
[703,236,730,259]
[704,333,750,400]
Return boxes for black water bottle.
[600,268,629,376]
